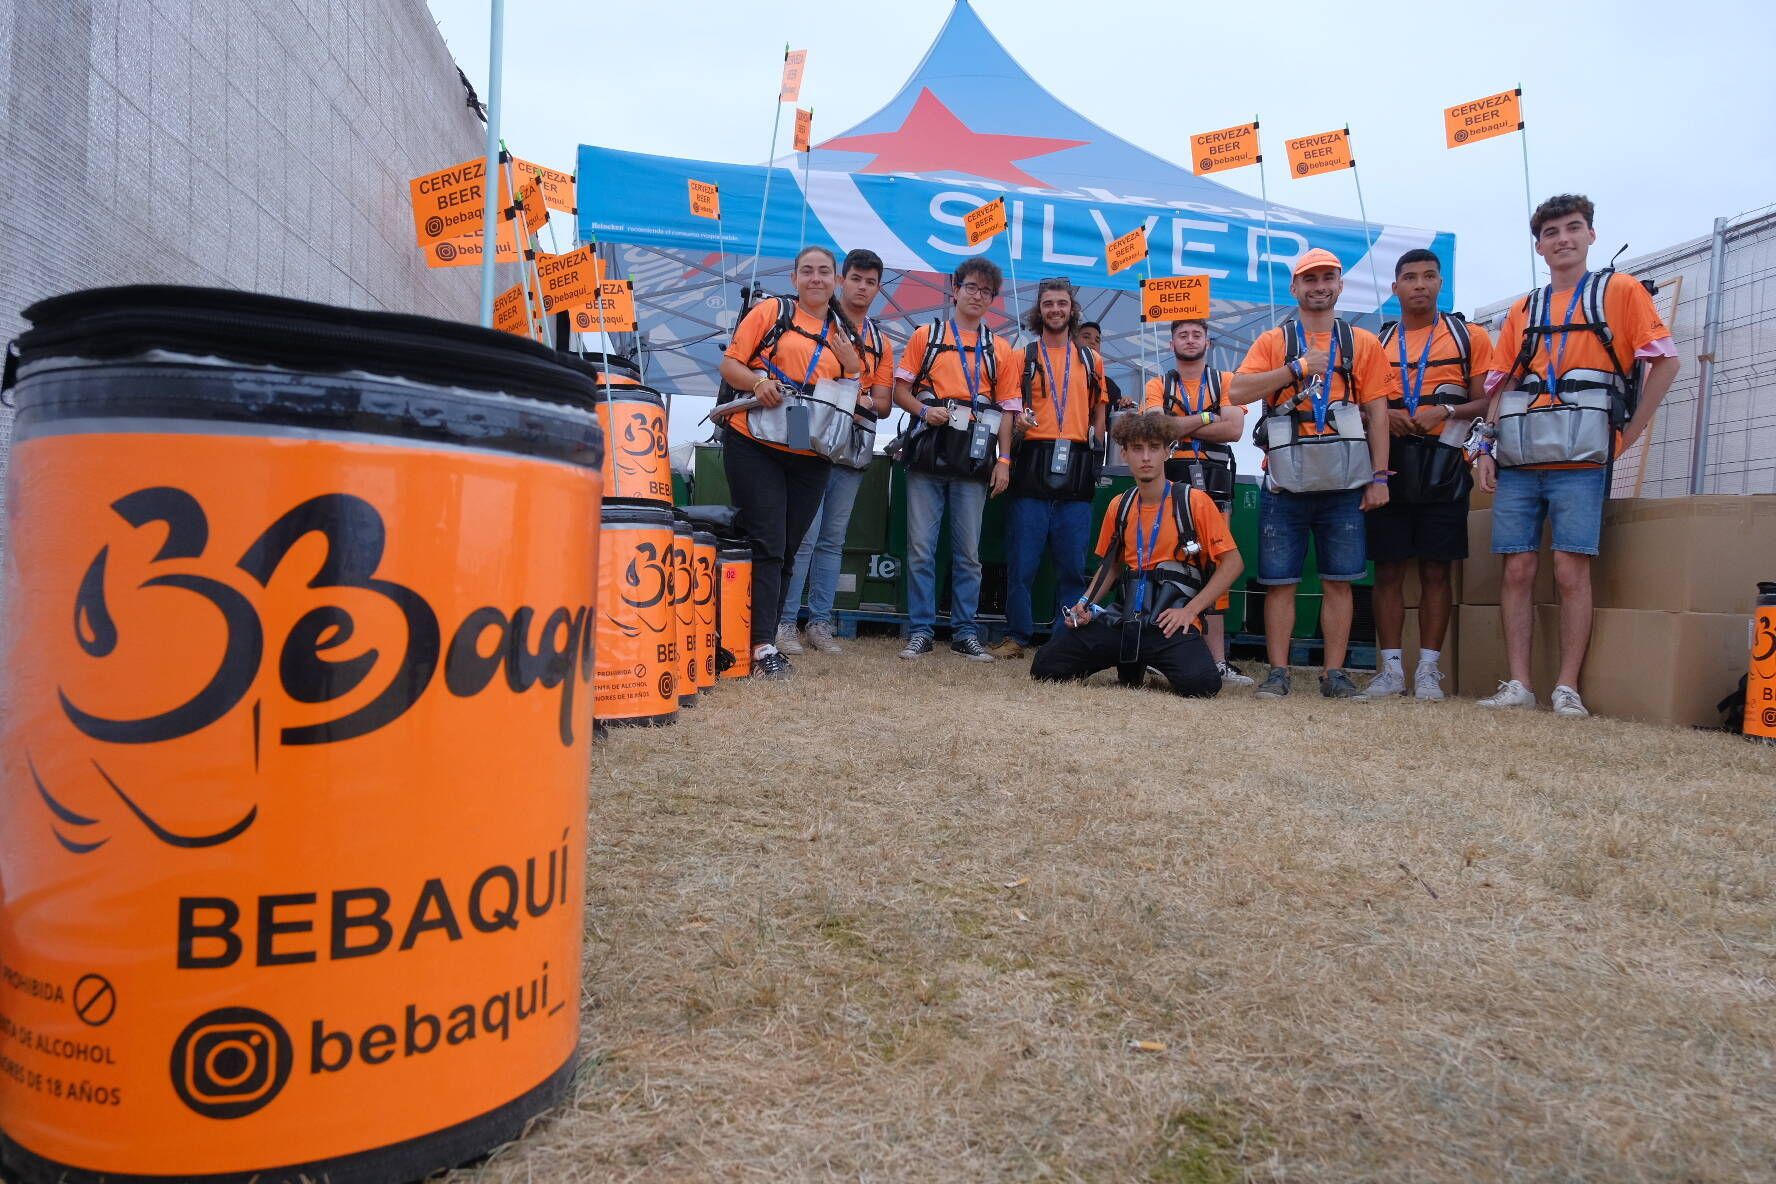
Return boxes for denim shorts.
[1492,466,1607,556]
[1258,487,1367,585]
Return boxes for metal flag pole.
[1346,127,1385,325]
[748,43,789,303]
[476,0,506,327]
[500,148,550,348]
[799,108,812,249]
[1256,115,1277,329]
[716,209,733,324]
[1139,257,1156,388]
[1004,198,1023,340]
[1518,84,1537,291]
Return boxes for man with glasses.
[892,258,1021,661]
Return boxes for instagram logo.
[169,1007,293,1119]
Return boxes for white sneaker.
[774,622,804,656]
[804,620,843,654]
[1478,679,1536,709]
[1551,685,1590,717]
[1218,662,1255,687]
[1414,665,1446,701]
[1360,665,1407,699]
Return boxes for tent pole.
[799,120,812,249]
[476,0,505,328]
[748,45,789,303]
[1347,129,1384,325]
[1256,115,1276,329]
[716,211,733,325]
[1518,85,1536,291]
[1005,198,1022,340]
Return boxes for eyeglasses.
[957,282,998,297]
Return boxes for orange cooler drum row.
[671,520,699,708]
[0,287,604,1184]
[593,505,679,728]
[692,531,719,692]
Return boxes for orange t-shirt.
[1492,272,1669,467]
[1238,323,1398,408]
[1094,485,1238,573]
[898,322,1022,408]
[856,318,896,398]
[1140,368,1246,459]
[1384,318,1493,408]
[723,298,848,455]
[1023,339,1106,442]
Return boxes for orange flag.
[1106,226,1148,276]
[570,279,638,335]
[780,49,807,102]
[688,179,721,220]
[1444,88,1523,148]
[425,219,523,269]
[793,108,813,153]
[493,283,532,338]
[964,197,1006,246]
[1284,129,1354,179]
[513,158,577,213]
[1190,121,1260,176]
[510,181,548,238]
[1140,274,1211,322]
[536,245,605,314]
[410,157,510,247]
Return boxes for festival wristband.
[917,406,927,421]
[1372,469,1394,484]
[1200,411,1213,426]
[996,454,1011,464]
[1288,359,1304,381]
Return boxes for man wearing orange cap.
[1228,248,1397,699]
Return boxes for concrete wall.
[1474,208,1776,499]
[1,0,506,569]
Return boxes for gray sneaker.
[1254,666,1291,699]
[1218,661,1256,687]
[899,633,934,660]
[949,635,995,662]
[1320,668,1361,698]
[1361,665,1407,699]
[774,621,804,656]
[804,619,843,654]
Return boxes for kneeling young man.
[1032,412,1243,696]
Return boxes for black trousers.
[723,428,832,645]
[1031,616,1221,697]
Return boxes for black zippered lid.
[16,286,599,410]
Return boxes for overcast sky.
[426,0,1774,311]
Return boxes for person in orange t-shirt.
[1140,318,1249,684]
[1031,411,1243,697]
[1228,248,1397,700]
[1472,194,1679,717]
[1359,247,1493,703]
[716,244,863,679]
[890,257,1022,661]
[993,278,1108,658]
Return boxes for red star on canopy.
[819,88,1086,190]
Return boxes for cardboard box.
[1456,604,1507,698]
[1462,510,1556,606]
[1562,607,1751,728]
[1593,496,1776,616]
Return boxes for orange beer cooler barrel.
[592,505,678,728]
[692,532,719,692]
[671,520,699,707]
[718,545,754,680]
[593,384,672,505]
[0,287,604,1184]
[580,350,641,387]
[1750,581,1776,742]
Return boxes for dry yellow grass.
[444,639,1776,1183]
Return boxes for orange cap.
[1292,248,1343,277]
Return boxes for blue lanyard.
[1539,273,1589,390]
[1396,322,1437,416]
[1174,369,1210,455]
[1040,340,1073,431]
[1131,482,1170,613]
[950,318,986,407]
[761,313,832,391]
[1310,330,1341,431]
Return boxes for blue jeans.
[780,464,867,625]
[905,470,988,638]
[1258,487,1367,585]
[1004,496,1092,644]
[1492,465,1607,555]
